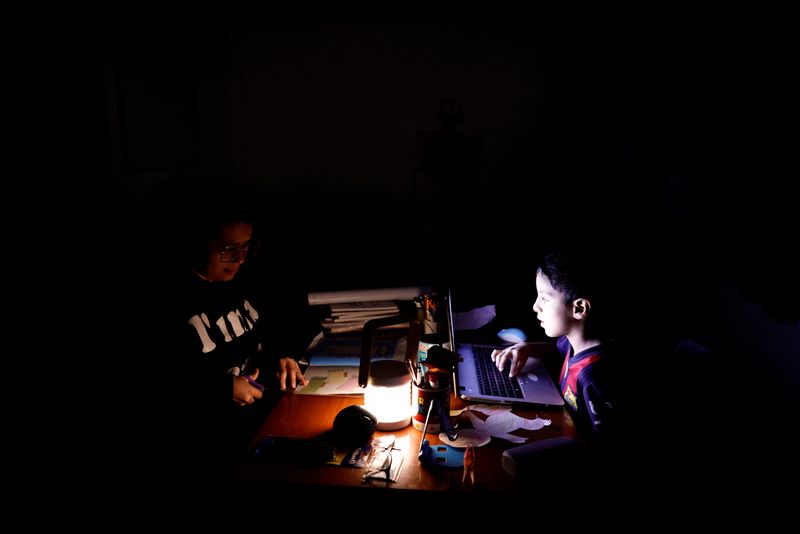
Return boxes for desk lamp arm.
[358,313,421,388]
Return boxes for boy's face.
[532,271,577,338]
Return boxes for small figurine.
[462,445,475,484]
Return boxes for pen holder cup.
[412,382,451,433]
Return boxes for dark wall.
[34,24,796,357]
[94,29,691,288]
[29,27,795,325]
[92,29,794,295]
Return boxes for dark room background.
[89,28,695,290]
[14,24,799,527]
[28,26,798,418]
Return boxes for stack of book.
[320,300,401,334]
[308,286,427,335]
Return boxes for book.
[295,336,408,396]
[308,287,427,306]
[316,299,404,334]
[294,366,364,395]
[328,300,399,313]
[321,320,410,335]
[302,336,405,367]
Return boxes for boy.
[491,249,621,447]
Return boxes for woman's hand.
[233,368,264,406]
[276,357,308,390]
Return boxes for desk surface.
[232,391,578,494]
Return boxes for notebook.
[447,288,565,406]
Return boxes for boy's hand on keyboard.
[491,342,532,377]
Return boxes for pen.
[418,398,436,457]
[244,375,265,392]
[407,360,418,385]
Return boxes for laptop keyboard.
[473,346,524,399]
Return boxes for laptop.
[446,288,565,406]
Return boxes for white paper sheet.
[308,286,428,305]
[451,404,552,443]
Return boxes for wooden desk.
[231,391,578,494]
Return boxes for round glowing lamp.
[363,359,412,431]
[358,313,420,431]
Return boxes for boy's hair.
[537,249,597,305]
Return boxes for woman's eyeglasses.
[362,435,400,482]
[216,240,260,263]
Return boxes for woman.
[148,181,314,465]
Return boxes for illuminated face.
[198,221,254,282]
[532,271,576,339]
